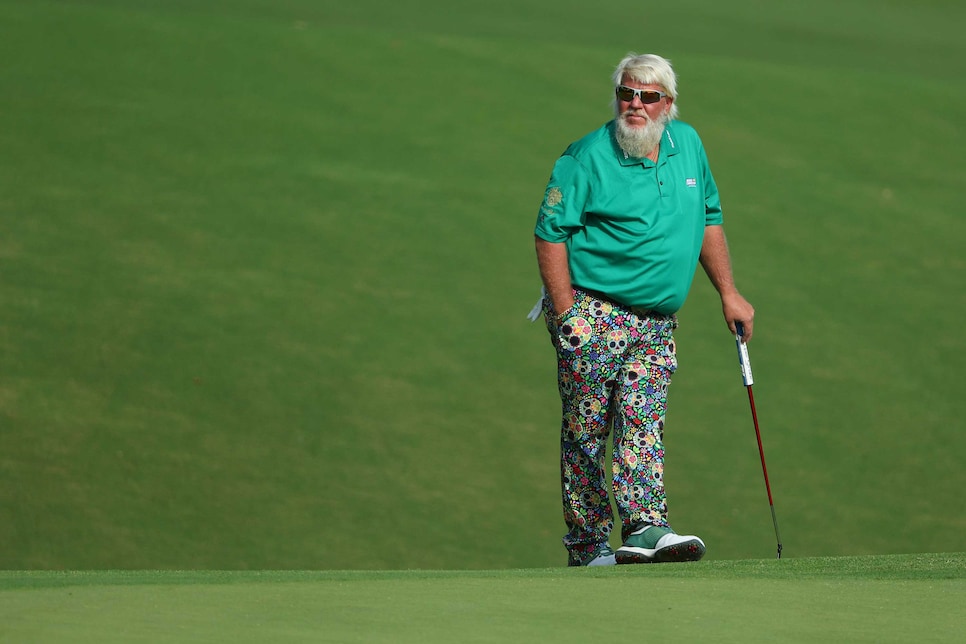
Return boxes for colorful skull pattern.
[544,289,678,561]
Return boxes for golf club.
[735,321,783,559]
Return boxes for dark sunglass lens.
[617,87,665,103]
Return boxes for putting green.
[2,554,963,642]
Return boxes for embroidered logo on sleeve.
[539,186,563,222]
[686,178,697,187]
[546,187,563,207]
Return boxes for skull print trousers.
[544,288,678,561]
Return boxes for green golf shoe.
[616,525,706,564]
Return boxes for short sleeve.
[700,145,723,226]
[534,155,590,242]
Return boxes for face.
[616,74,673,128]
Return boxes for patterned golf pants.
[544,288,678,562]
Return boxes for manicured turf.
[2,554,964,642]
[1,0,964,571]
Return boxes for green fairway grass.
[1,0,965,570]
[2,554,965,642]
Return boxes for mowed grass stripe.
[2,555,964,643]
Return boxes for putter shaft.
[735,322,783,559]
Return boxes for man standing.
[533,53,755,566]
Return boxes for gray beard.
[615,113,668,158]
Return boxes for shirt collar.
[612,120,679,167]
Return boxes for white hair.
[612,53,679,120]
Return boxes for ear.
[663,96,674,116]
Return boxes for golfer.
[532,53,755,566]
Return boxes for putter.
[735,322,783,559]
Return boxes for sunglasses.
[615,85,668,104]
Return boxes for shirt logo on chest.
[686,178,697,188]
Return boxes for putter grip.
[735,322,754,386]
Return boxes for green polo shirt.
[535,120,722,314]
